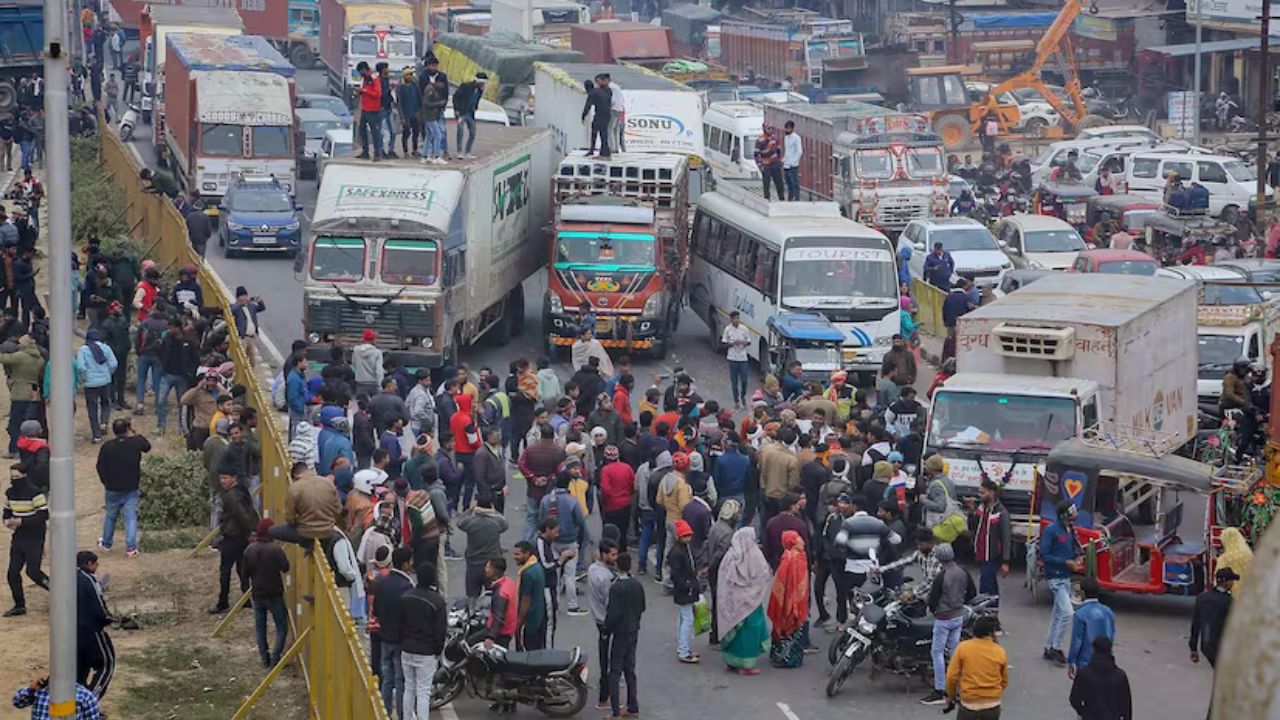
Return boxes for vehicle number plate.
[595,318,611,334]
[253,236,276,245]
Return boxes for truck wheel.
[0,81,16,115]
[446,326,464,369]
[289,45,314,69]
[933,115,972,151]
[650,335,668,360]
[1076,114,1111,131]
[758,338,773,378]
[706,309,719,351]
[508,288,525,338]
[493,309,512,347]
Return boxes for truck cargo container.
[319,0,417,106]
[720,8,865,88]
[571,23,675,65]
[111,0,288,36]
[490,0,589,48]
[286,0,322,68]
[763,101,949,234]
[0,1,42,114]
[545,151,690,358]
[163,33,297,213]
[534,62,704,160]
[924,273,1198,534]
[302,127,552,368]
[140,6,244,126]
[431,32,583,124]
[661,4,722,59]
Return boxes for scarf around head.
[768,530,810,638]
[85,329,107,364]
[716,527,773,633]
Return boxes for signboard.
[1167,91,1197,140]
[1186,0,1280,31]
[622,89,706,157]
[492,154,533,262]
[783,246,894,262]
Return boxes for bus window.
[721,226,743,271]
[755,245,778,297]
[705,216,724,258]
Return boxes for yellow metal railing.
[100,131,387,719]
[911,278,947,337]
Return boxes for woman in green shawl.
[716,527,773,674]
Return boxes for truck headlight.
[548,293,564,314]
[642,294,662,317]
[421,337,433,349]
[201,182,217,191]
[307,332,320,343]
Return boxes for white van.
[1029,138,1203,188]
[703,101,762,180]
[1125,152,1272,221]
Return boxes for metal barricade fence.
[99,131,387,719]
[911,278,947,337]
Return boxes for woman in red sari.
[768,530,811,668]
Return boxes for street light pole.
[42,0,78,717]
[1259,1,1273,226]
[1193,0,1203,145]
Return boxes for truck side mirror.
[837,155,851,181]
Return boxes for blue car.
[219,177,303,258]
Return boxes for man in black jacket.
[604,552,645,718]
[4,464,48,616]
[212,471,257,614]
[1190,567,1237,668]
[452,73,487,157]
[1069,635,1132,720]
[244,518,290,667]
[157,318,198,434]
[76,550,115,698]
[399,562,446,717]
[666,520,699,663]
[581,74,614,157]
[373,546,416,718]
[96,418,151,556]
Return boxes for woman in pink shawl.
[716,527,773,674]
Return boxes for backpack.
[271,373,287,411]
[928,479,969,543]
[331,535,360,587]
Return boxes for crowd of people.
[352,54,488,163]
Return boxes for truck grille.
[307,299,435,347]
[959,267,1003,280]
[875,196,931,227]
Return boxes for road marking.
[777,702,802,720]
[441,702,460,720]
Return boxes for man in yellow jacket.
[945,615,1007,719]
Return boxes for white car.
[966,82,1060,132]
[898,218,1013,288]
[295,108,350,180]
[992,214,1086,271]
[316,128,353,182]
[1076,124,1162,143]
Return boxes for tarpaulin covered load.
[662,4,722,45]
[965,12,1059,29]
[432,31,584,102]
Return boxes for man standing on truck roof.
[754,125,784,201]
[418,55,449,158]
[453,73,487,159]
[377,63,398,159]
[582,74,613,159]
[608,76,626,154]
[782,121,802,202]
[355,61,385,161]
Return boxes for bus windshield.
[382,239,438,285]
[780,238,897,306]
[311,237,365,282]
[929,391,1077,451]
[555,231,656,269]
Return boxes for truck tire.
[508,287,525,338]
[0,80,16,115]
[758,338,773,378]
[933,114,972,151]
[446,325,464,369]
[706,309,720,352]
[1076,114,1111,131]
[289,45,314,70]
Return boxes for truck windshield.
[201,124,242,156]
[928,391,1077,451]
[854,150,892,180]
[251,126,292,157]
[311,237,365,282]
[556,231,656,269]
[905,148,944,178]
[385,35,415,57]
[781,238,897,305]
[382,239,438,285]
[1198,333,1244,370]
[349,33,378,55]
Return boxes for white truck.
[301,127,552,368]
[533,62,705,160]
[925,273,1199,534]
[1195,304,1279,413]
[319,0,418,107]
[139,5,244,127]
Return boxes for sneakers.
[97,540,111,552]
[3,606,26,617]
[208,603,230,615]
[126,548,140,558]
[567,607,590,617]
[1044,648,1068,667]
[636,568,647,576]
[919,690,948,706]
[355,152,371,160]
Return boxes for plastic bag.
[693,595,712,636]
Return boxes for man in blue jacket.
[1040,500,1081,666]
[1067,577,1115,677]
[922,242,955,289]
[712,437,749,520]
[539,461,589,615]
[285,354,308,440]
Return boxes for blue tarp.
[968,12,1058,28]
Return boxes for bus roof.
[697,188,889,249]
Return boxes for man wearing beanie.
[243,518,290,667]
[352,328,385,398]
[666,519,700,663]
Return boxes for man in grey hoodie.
[635,450,671,580]
[352,329,385,398]
[921,454,958,530]
[456,493,508,598]
[922,543,976,706]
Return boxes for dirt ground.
[0,171,309,718]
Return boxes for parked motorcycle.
[825,593,999,697]
[431,603,589,717]
[118,103,142,141]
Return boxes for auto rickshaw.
[1032,433,1259,597]
[1142,213,1236,265]
[1033,180,1097,233]
[1085,194,1162,240]
[763,312,847,383]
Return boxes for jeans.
[608,630,639,715]
[456,113,476,154]
[101,490,139,551]
[728,360,749,404]
[457,452,476,508]
[135,355,160,407]
[288,409,304,440]
[19,140,33,170]
[84,385,111,440]
[523,500,540,542]
[253,595,289,664]
[7,398,31,455]
[979,559,1001,598]
[358,108,384,156]
[401,116,421,154]
[931,615,964,691]
[638,509,663,574]
[381,110,396,152]
[110,359,129,408]
[662,519,677,588]
[554,541,580,610]
[425,119,446,157]
[761,163,784,200]
[380,642,405,717]
[602,507,630,548]
[1045,577,1074,651]
[402,652,437,720]
[156,373,187,432]
[784,166,800,200]
[676,603,694,659]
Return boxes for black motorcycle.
[825,593,999,697]
[430,604,589,717]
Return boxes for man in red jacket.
[355,61,385,160]
[599,445,636,546]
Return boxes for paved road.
[117,69,1215,720]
